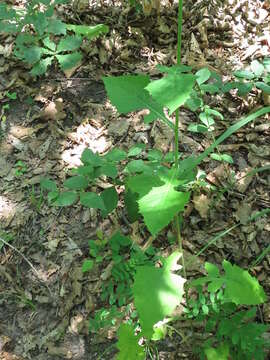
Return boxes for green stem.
[175,217,186,278]
[177,0,183,64]
[174,0,183,168]
[174,0,186,278]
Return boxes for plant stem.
[175,217,186,278]
[174,0,186,278]
[174,0,183,168]
[177,0,183,65]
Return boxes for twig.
[0,236,52,296]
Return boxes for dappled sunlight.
[0,195,16,226]
[62,118,111,168]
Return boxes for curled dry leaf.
[193,193,211,219]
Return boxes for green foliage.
[186,262,269,360]
[204,343,230,360]
[0,1,108,75]
[191,260,266,305]
[116,324,145,360]
[89,305,123,333]
[225,58,270,96]
[14,160,27,176]
[133,252,185,338]
[35,2,270,358]
[0,230,14,251]
[127,168,191,236]
[84,231,159,311]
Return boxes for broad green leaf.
[30,57,54,76]
[200,84,220,94]
[100,187,118,217]
[80,192,105,210]
[199,113,215,127]
[125,160,151,174]
[210,153,234,164]
[66,24,109,40]
[82,259,94,273]
[16,46,43,64]
[222,81,242,92]
[96,163,118,178]
[205,262,219,277]
[147,149,163,161]
[124,189,140,223]
[234,70,255,80]
[127,173,163,197]
[43,37,57,51]
[188,123,209,133]
[53,191,78,206]
[152,323,167,341]
[128,144,146,157]
[222,260,266,305]
[236,82,253,96]
[255,81,270,94]
[40,178,57,191]
[263,57,270,72]
[133,252,185,338]
[103,75,174,130]
[116,324,145,360]
[104,75,149,112]
[0,4,16,20]
[205,108,224,120]
[185,91,202,111]
[145,73,195,114]
[81,148,102,166]
[250,60,264,77]
[204,342,230,360]
[109,232,131,253]
[15,33,36,46]
[128,169,190,236]
[63,175,88,190]
[57,35,82,52]
[196,67,211,86]
[31,13,48,35]
[47,18,66,35]
[56,52,82,70]
[48,190,59,203]
[191,260,267,305]
[0,21,18,33]
[104,148,127,162]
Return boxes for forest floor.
[0,0,270,359]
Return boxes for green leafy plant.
[38,0,270,357]
[224,58,270,97]
[0,91,17,122]
[0,230,14,251]
[14,160,27,176]
[185,261,269,360]
[0,1,108,75]
[83,231,158,334]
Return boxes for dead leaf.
[193,194,211,218]
[40,98,66,122]
[234,203,252,224]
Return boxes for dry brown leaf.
[40,98,66,121]
[193,194,211,219]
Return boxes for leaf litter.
[0,0,270,359]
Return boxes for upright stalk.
[174,0,186,278]
[174,0,183,167]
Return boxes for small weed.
[0,1,108,76]
[14,160,27,177]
